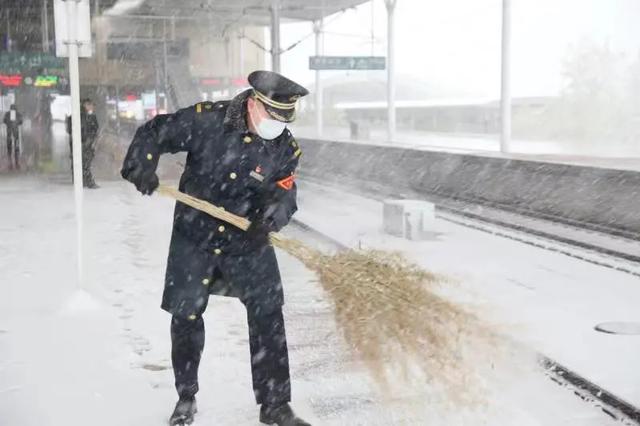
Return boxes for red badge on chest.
[276,175,295,191]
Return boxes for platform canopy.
[104,0,371,23]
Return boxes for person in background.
[67,98,99,188]
[3,104,23,170]
[38,93,53,143]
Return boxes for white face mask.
[256,118,286,140]
[249,102,287,140]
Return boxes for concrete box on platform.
[383,200,436,240]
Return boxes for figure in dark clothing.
[121,71,310,426]
[37,93,53,148]
[3,104,23,170]
[67,99,99,188]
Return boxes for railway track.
[299,177,640,278]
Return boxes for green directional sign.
[0,52,66,74]
[309,56,386,71]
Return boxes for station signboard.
[0,74,66,88]
[34,75,60,87]
[309,56,386,70]
[0,53,65,74]
[0,74,23,87]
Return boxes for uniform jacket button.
[229,172,237,179]
[188,314,197,320]
[214,248,222,255]
[202,278,210,285]
[146,153,153,160]
[243,136,252,143]
[218,225,225,232]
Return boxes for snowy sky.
[275,0,640,98]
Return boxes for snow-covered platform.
[296,180,640,413]
[0,175,629,425]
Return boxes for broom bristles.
[158,185,503,404]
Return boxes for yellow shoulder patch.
[196,102,215,113]
[289,139,301,157]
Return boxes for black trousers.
[171,305,291,406]
[6,128,19,165]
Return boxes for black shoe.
[86,182,99,189]
[169,397,197,426]
[260,403,311,426]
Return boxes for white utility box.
[383,200,436,240]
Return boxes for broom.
[157,184,501,403]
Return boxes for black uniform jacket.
[121,89,302,319]
[3,110,23,130]
[66,112,99,145]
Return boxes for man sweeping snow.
[121,70,310,426]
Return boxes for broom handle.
[156,184,284,243]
